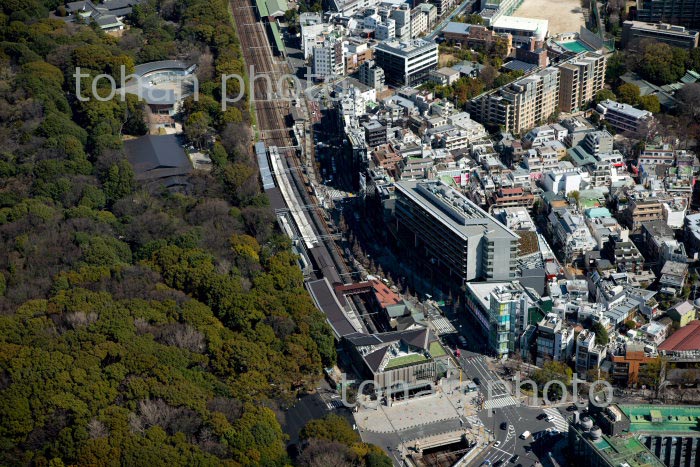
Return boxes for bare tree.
[297,440,356,467]
[677,83,700,120]
[87,419,109,439]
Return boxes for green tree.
[300,414,361,445]
[638,94,660,113]
[592,321,609,346]
[637,42,688,85]
[595,89,616,104]
[102,159,134,203]
[616,83,641,105]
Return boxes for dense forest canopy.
[0,0,388,465]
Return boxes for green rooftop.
[440,175,457,187]
[594,434,665,467]
[429,341,446,357]
[255,0,269,17]
[384,353,427,370]
[619,405,700,434]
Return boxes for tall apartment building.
[558,52,607,113]
[394,180,520,288]
[358,59,385,90]
[468,67,560,133]
[374,39,438,86]
[313,37,345,80]
[635,0,700,30]
[411,3,436,37]
[622,20,700,49]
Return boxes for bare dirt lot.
[513,0,586,35]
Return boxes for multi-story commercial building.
[358,59,385,90]
[558,52,607,113]
[619,404,700,467]
[299,12,326,59]
[622,20,699,49]
[597,99,655,136]
[635,0,700,30]
[610,342,658,386]
[374,39,439,86]
[575,329,607,378]
[363,120,387,147]
[534,313,574,366]
[410,6,428,38]
[313,37,345,80]
[468,67,560,133]
[465,281,542,357]
[394,180,520,287]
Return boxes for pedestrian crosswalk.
[544,407,569,433]
[325,188,346,200]
[483,395,518,410]
[431,317,456,335]
[326,399,345,410]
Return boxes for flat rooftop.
[375,38,437,56]
[620,404,700,434]
[492,15,548,34]
[395,180,520,241]
[592,434,665,467]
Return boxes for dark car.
[493,460,504,467]
[474,377,481,385]
[537,413,547,420]
[500,422,508,430]
[509,454,519,463]
[567,404,579,411]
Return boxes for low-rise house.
[666,300,697,327]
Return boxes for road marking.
[544,407,569,433]
[326,400,344,410]
[483,396,518,409]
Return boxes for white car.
[493,441,501,448]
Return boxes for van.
[520,431,531,440]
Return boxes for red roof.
[500,187,523,195]
[371,279,402,308]
[659,320,700,352]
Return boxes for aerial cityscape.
[2,0,700,466]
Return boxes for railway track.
[230,1,353,281]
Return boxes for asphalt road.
[454,353,570,466]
